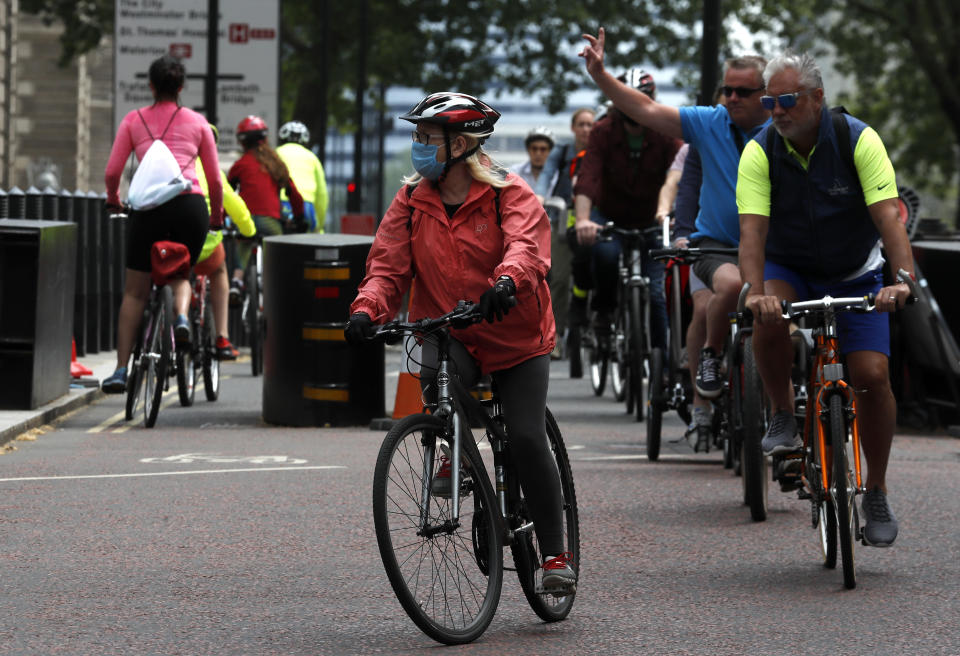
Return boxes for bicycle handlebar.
[649,246,739,262]
[598,222,662,243]
[372,300,488,341]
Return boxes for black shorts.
[689,236,737,292]
[125,193,209,273]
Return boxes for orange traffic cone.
[392,335,423,419]
[391,283,424,419]
[70,337,93,378]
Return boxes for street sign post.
[114,0,279,153]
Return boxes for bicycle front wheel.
[741,336,768,521]
[511,408,580,622]
[629,286,647,422]
[372,413,503,645]
[125,314,146,421]
[610,303,628,404]
[176,346,196,407]
[588,329,608,397]
[645,347,665,461]
[828,394,857,589]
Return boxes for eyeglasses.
[721,85,764,98]
[760,88,816,110]
[411,131,443,144]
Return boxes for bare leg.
[750,278,797,413]
[210,261,230,338]
[847,350,895,491]
[687,288,711,410]
[703,262,742,353]
[171,278,191,317]
[116,269,153,369]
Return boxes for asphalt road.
[1,352,958,655]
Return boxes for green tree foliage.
[21,0,112,67]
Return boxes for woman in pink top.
[102,55,223,393]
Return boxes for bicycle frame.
[796,302,865,496]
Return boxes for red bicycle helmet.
[399,92,500,139]
[236,115,268,145]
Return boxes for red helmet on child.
[236,115,268,145]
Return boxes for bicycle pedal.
[535,583,576,598]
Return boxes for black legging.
[419,338,564,556]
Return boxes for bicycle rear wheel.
[645,347,665,461]
[828,394,857,589]
[176,310,196,407]
[144,287,172,428]
[511,408,580,621]
[588,328,608,397]
[245,264,263,377]
[610,304,628,404]
[125,314,147,421]
[201,302,220,401]
[741,336,768,521]
[568,322,583,379]
[372,413,503,645]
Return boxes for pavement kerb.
[0,350,116,447]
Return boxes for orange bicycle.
[763,268,917,589]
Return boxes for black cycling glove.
[344,312,375,345]
[478,276,517,323]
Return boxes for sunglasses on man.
[720,85,764,98]
[760,88,816,110]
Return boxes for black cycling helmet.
[278,120,310,145]
[399,92,500,140]
[618,68,656,99]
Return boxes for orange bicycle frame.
[802,331,864,493]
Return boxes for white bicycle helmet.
[278,120,310,145]
[525,126,555,148]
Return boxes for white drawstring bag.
[126,107,194,211]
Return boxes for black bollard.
[83,191,101,354]
[0,188,8,219]
[41,186,58,221]
[8,186,25,218]
[96,193,114,351]
[24,186,42,219]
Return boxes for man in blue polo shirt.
[579,28,770,443]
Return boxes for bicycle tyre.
[630,286,647,422]
[568,322,583,379]
[645,347,665,461]
[176,345,196,407]
[741,336,768,521]
[125,314,147,421]
[512,408,580,622]
[144,287,172,428]
[588,331,608,397]
[610,302,628,404]
[373,413,503,645]
[246,264,262,377]
[202,302,220,401]
[829,393,857,589]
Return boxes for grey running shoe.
[761,410,800,456]
[687,406,713,452]
[861,486,898,547]
[539,552,577,597]
[695,347,723,399]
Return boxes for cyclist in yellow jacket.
[277,120,329,232]
[196,124,256,359]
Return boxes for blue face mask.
[411,141,446,181]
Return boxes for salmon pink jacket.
[350,174,556,374]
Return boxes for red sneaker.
[216,336,238,361]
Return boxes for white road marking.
[140,453,307,464]
[0,465,346,484]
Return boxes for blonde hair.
[402,132,512,189]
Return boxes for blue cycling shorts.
[764,261,889,356]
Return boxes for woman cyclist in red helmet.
[344,92,576,595]
[227,115,305,301]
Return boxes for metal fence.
[0,185,120,359]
